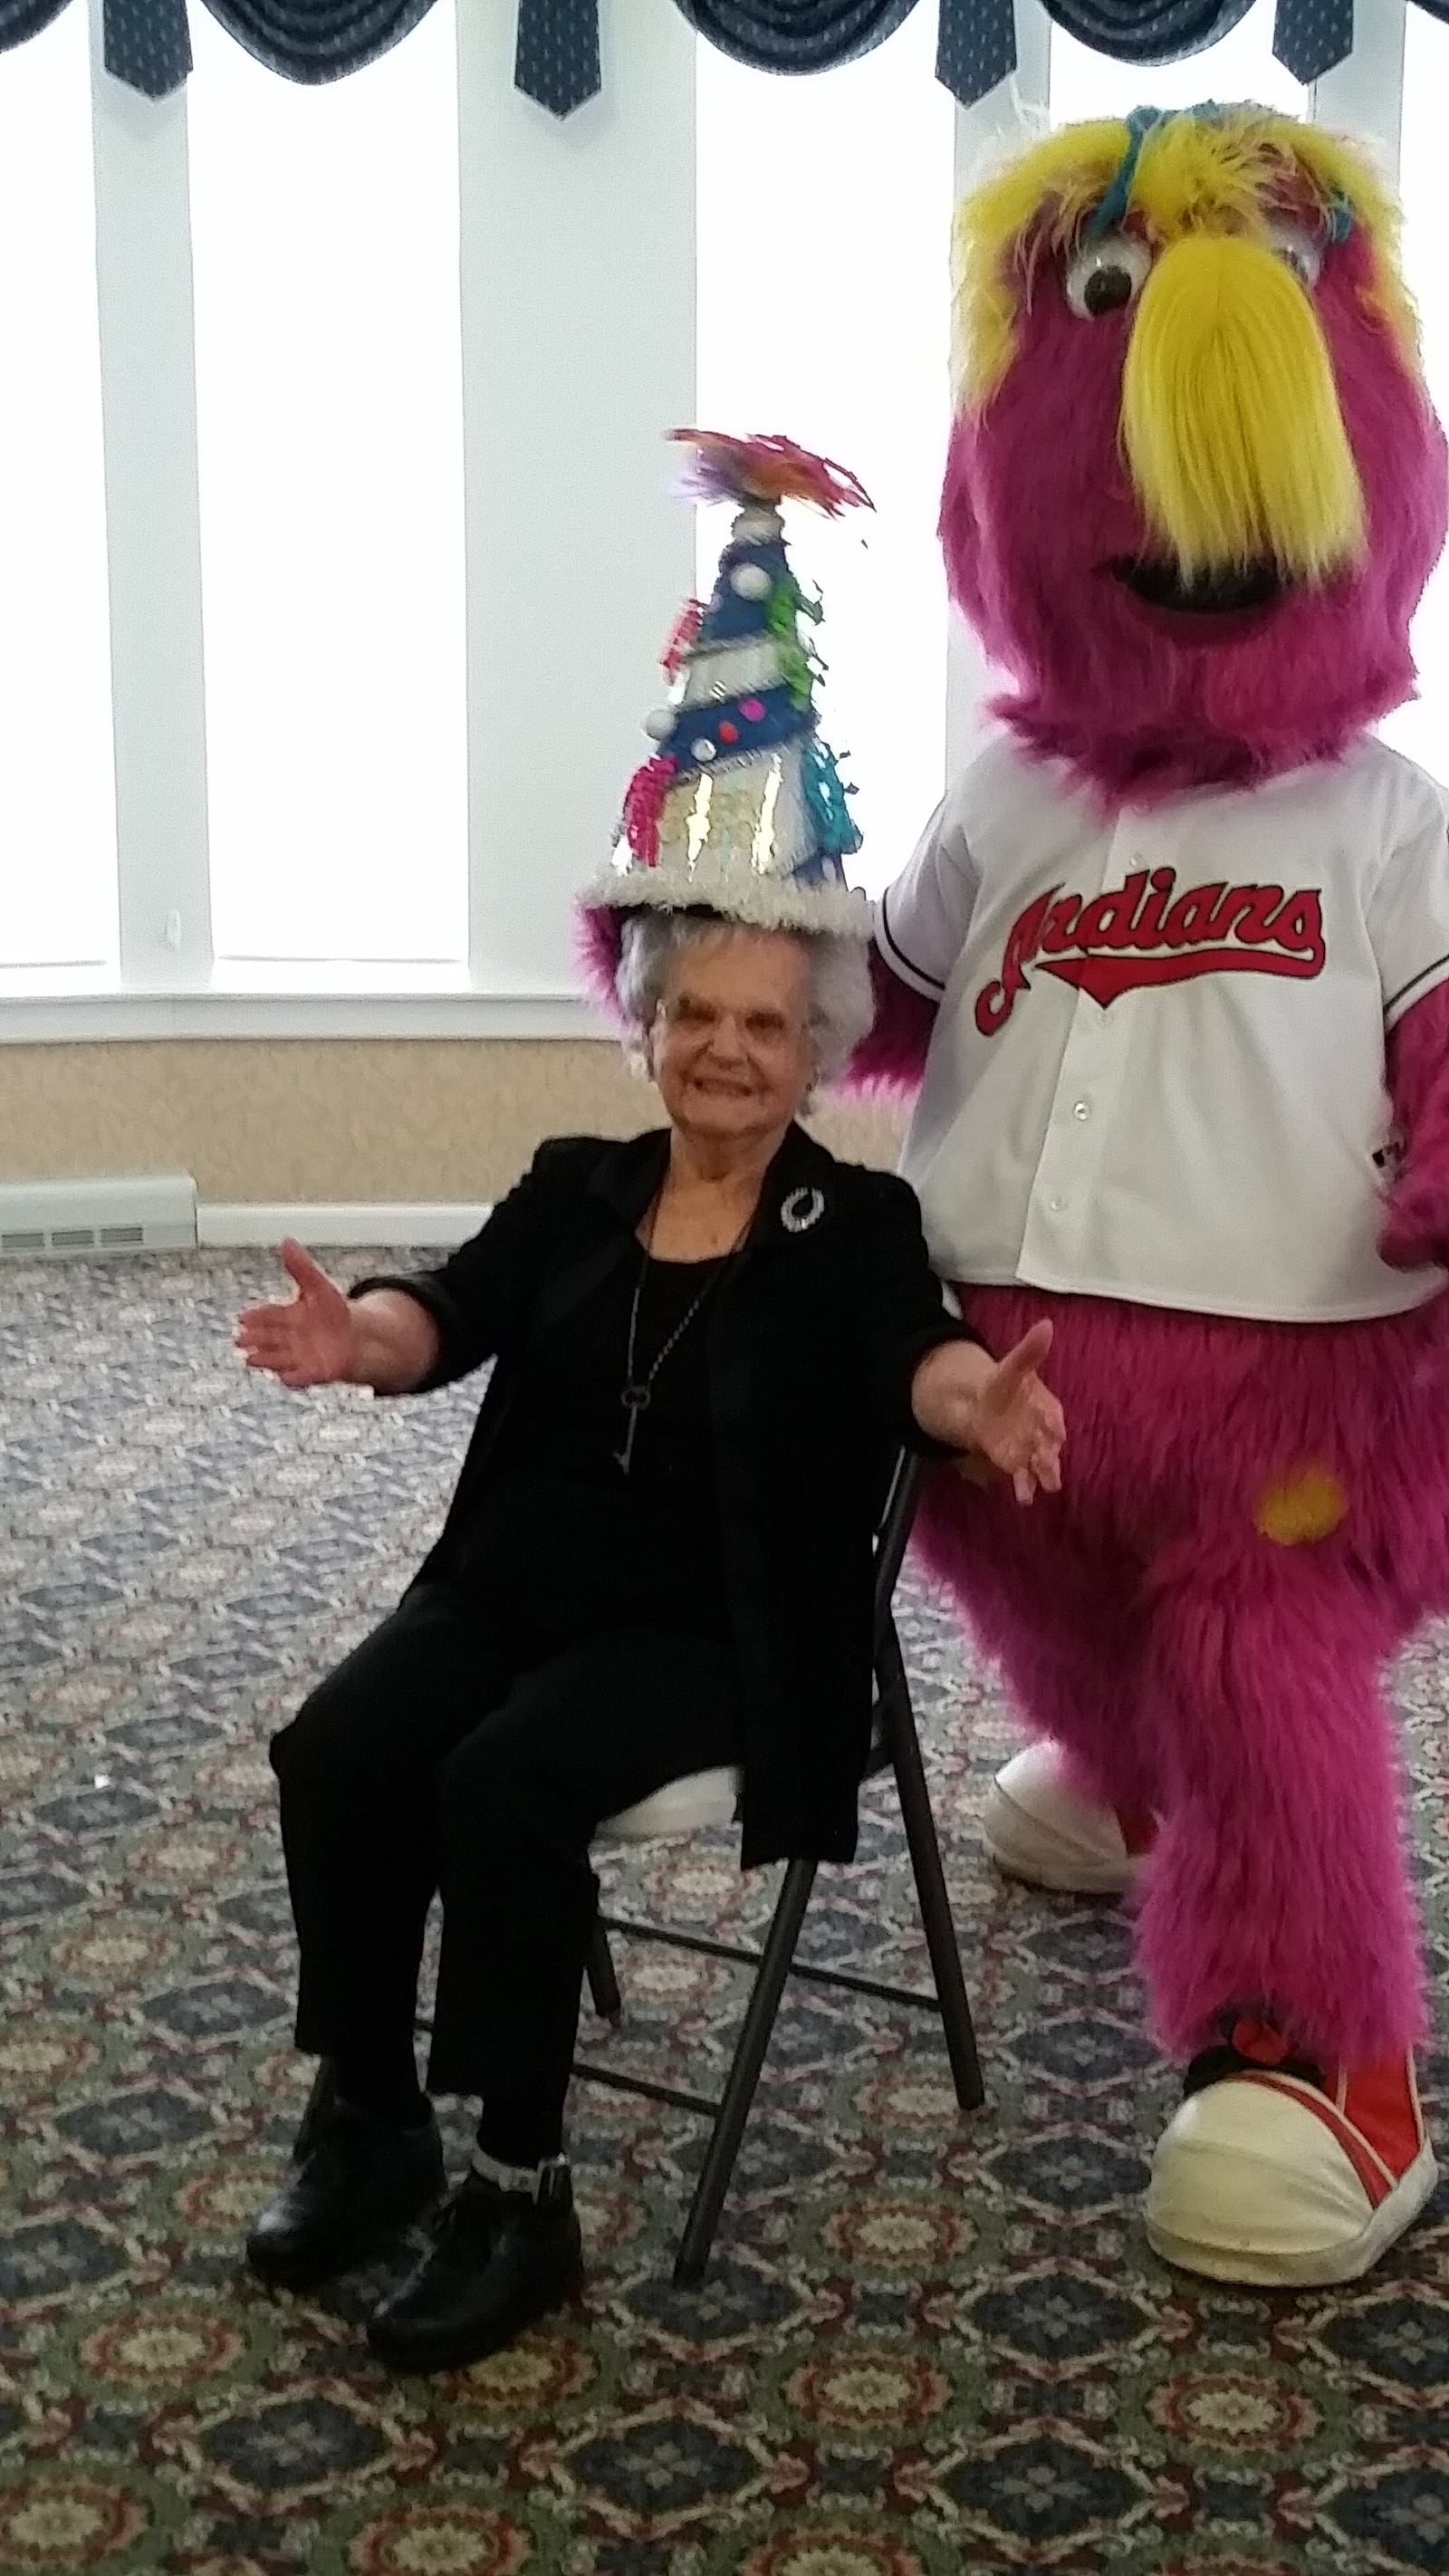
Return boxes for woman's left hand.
[968,1322,1065,1503]
[910,1322,1065,1505]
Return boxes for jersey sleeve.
[1368,771,1449,1031]
[874,786,981,1000]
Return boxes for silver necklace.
[615,1195,749,1475]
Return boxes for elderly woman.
[235,912,1063,2372]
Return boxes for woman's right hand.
[235,1239,360,1390]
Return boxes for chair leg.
[672,1857,817,2289]
[585,1918,622,2024]
[887,1691,986,2112]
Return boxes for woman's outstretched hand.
[235,1240,359,1390]
[966,1321,1065,1503]
[911,1321,1065,1505]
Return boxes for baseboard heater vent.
[0,1175,198,1258]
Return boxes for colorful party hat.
[586,430,873,937]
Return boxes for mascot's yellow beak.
[1121,230,1366,582]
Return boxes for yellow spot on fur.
[1254,1466,1348,1546]
[954,106,1421,409]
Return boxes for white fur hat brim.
[585,862,870,939]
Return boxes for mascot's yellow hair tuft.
[954,107,1421,410]
[1124,227,1367,578]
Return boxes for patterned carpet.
[4,1250,1449,2576]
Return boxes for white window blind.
[696,6,956,898]
[0,0,117,973]
[3,5,1444,1027]
[1379,4,1449,783]
[188,0,468,971]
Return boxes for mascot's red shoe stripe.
[1234,2072,1399,2206]
[1333,2056,1426,2177]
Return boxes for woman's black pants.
[269,1581,743,2129]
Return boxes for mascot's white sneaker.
[982,1742,1154,1896]
[1147,2017,1438,2286]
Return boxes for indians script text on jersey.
[975,868,1326,1034]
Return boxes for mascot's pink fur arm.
[1381,981,1449,1270]
[578,902,624,1008]
[845,946,936,1096]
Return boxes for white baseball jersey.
[878,731,1449,1322]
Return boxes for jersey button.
[1072,1100,1091,1121]
[1049,1196,1066,1214]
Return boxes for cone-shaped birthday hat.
[587,430,873,937]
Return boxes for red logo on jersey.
[974,870,1327,1035]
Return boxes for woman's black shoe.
[366,2164,583,2372]
[245,2065,446,2292]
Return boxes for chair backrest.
[863,1449,926,1780]
[872,1450,926,1656]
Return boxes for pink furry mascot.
[860,103,1449,2283]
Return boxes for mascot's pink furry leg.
[918,1486,1143,1778]
[915,1276,1448,2066]
[917,1467,1423,2060]
[914,1277,1447,2282]
[1135,1545,1423,2064]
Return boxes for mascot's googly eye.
[1264,221,1323,289]
[1064,232,1152,320]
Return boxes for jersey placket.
[1017,814,1138,1283]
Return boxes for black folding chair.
[574,1449,985,2284]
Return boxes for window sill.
[0,983,610,1043]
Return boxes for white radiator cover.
[0,1174,198,1257]
[197,1202,486,1248]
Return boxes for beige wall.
[0,1040,907,1201]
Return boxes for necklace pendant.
[615,1381,651,1475]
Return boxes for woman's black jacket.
[357,1122,974,1869]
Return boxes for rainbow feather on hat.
[672,429,873,517]
[586,429,874,939]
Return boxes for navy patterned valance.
[518,0,1382,106]
[0,0,1398,112]
[1,0,69,60]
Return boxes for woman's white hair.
[614,908,876,1094]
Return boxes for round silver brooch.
[780,1187,826,1235]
